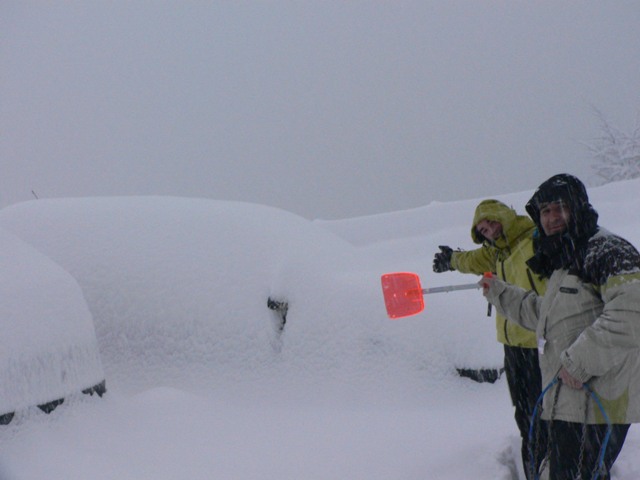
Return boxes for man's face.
[539,201,571,236]
[476,219,503,242]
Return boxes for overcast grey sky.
[2,2,639,219]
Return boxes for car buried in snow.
[0,229,105,425]
[0,197,501,404]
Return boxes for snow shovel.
[380,272,492,319]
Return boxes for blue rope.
[528,377,558,480]
[528,377,613,480]
[582,383,613,480]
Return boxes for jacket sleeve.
[561,273,640,383]
[484,277,540,332]
[450,245,496,275]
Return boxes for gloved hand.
[433,245,454,273]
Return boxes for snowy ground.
[1,179,640,479]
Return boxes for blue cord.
[528,377,613,480]
[582,383,612,480]
[528,377,558,480]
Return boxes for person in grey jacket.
[480,174,640,480]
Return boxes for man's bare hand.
[558,367,583,389]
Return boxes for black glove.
[433,245,454,273]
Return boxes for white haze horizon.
[1,178,640,479]
[2,2,640,219]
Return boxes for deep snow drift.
[1,179,640,479]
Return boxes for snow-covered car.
[0,229,105,424]
[0,197,368,393]
[0,197,501,402]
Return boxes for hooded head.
[471,200,508,244]
[525,174,599,277]
[525,173,598,242]
[470,199,530,245]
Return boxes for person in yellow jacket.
[432,199,546,479]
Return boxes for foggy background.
[2,2,639,220]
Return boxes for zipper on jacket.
[526,269,539,295]
[500,260,511,345]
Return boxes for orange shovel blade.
[380,272,425,319]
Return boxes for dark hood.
[525,174,599,277]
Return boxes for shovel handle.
[422,272,493,294]
[421,283,479,294]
